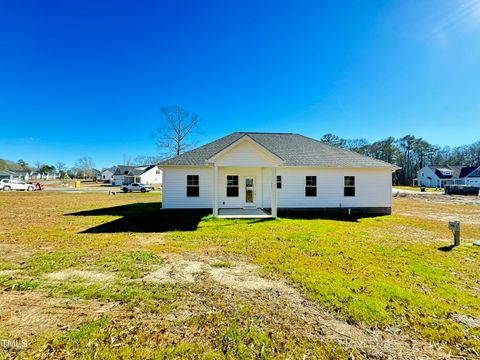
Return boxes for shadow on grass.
[438,245,456,252]
[67,203,387,233]
[277,210,386,222]
[66,202,210,233]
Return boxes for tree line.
[0,157,97,180]
[320,134,480,185]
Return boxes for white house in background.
[125,165,162,185]
[112,166,134,185]
[0,170,17,181]
[101,166,116,182]
[417,165,480,188]
[460,166,480,187]
[112,165,162,186]
[7,170,31,181]
[158,132,399,218]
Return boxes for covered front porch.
[211,165,279,218]
[206,135,283,219]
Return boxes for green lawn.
[0,192,479,358]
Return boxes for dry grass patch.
[46,270,115,283]
[0,291,118,340]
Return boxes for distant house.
[112,165,162,186]
[159,132,398,218]
[0,170,32,181]
[0,170,16,181]
[417,165,480,187]
[101,167,117,182]
[112,166,135,186]
[125,165,162,185]
[460,166,480,187]
[6,170,30,181]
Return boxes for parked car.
[0,179,35,191]
[122,183,152,193]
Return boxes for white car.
[121,183,152,193]
[0,179,35,191]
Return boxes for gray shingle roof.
[158,132,397,169]
[427,165,464,178]
[113,166,136,176]
[127,165,155,176]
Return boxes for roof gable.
[207,135,284,166]
[462,166,480,178]
[127,165,156,176]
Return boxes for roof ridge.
[236,131,296,135]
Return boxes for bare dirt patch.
[46,270,115,283]
[143,255,451,359]
[143,259,205,284]
[0,291,118,339]
[144,256,292,292]
[449,313,480,328]
[394,194,480,226]
[395,191,480,206]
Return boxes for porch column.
[271,167,277,218]
[212,165,219,217]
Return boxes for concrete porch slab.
[218,208,272,219]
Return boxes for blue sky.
[1,0,479,169]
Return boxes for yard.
[0,192,479,359]
[393,186,441,192]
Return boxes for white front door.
[244,177,255,207]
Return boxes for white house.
[112,165,162,186]
[125,165,162,185]
[6,170,30,181]
[416,165,480,188]
[101,167,116,182]
[112,166,132,185]
[159,132,399,218]
[460,166,480,187]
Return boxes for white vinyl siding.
[218,167,264,208]
[417,166,440,187]
[213,139,281,167]
[261,167,392,208]
[162,167,212,209]
[138,166,163,185]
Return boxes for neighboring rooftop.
[427,165,464,179]
[127,165,156,176]
[159,132,398,168]
[113,165,136,175]
[459,166,479,178]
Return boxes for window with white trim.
[226,175,239,197]
[344,176,355,197]
[305,176,317,197]
[276,176,282,189]
[186,175,199,197]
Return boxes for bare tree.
[121,154,133,166]
[74,157,95,179]
[153,105,200,157]
[133,155,163,165]
[55,161,67,172]
[56,162,67,174]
